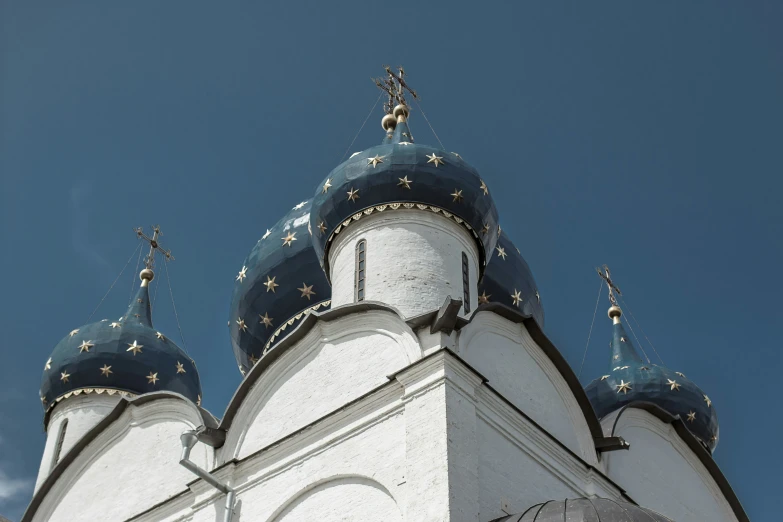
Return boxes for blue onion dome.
[40,269,202,413]
[493,498,675,521]
[310,104,500,279]
[585,306,719,452]
[229,199,331,375]
[478,232,544,328]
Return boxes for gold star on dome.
[620,337,626,343]
[262,229,271,240]
[126,340,143,355]
[496,246,507,260]
[452,152,461,158]
[535,290,540,302]
[600,375,610,381]
[318,221,327,234]
[100,365,112,377]
[478,291,491,304]
[137,298,143,304]
[686,411,696,422]
[176,361,186,374]
[260,312,273,328]
[323,178,332,193]
[613,366,622,371]
[156,332,165,340]
[239,364,246,376]
[710,435,718,443]
[703,395,712,408]
[298,283,316,300]
[293,201,307,210]
[146,372,159,385]
[639,366,650,371]
[667,379,681,391]
[249,353,258,365]
[498,225,502,235]
[264,275,279,293]
[236,266,248,282]
[78,340,94,353]
[60,371,70,383]
[399,141,412,146]
[481,223,490,236]
[426,153,444,167]
[619,365,630,370]
[110,322,121,329]
[347,188,360,201]
[450,189,463,202]
[40,396,47,406]
[676,371,686,378]
[511,289,522,306]
[281,231,297,247]
[616,380,632,394]
[69,329,79,337]
[237,318,248,332]
[367,155,384,167]
[613,354,620,361]
[398,176,412,189]
[197,395,202,406]
[479,180,489,195]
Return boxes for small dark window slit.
[52,418,68,466]
[462,252,470,313]
[356,240,367,302]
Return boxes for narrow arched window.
[462,252,470,313]
[355,239,367,302]
[52,419,68,466]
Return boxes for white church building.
[25,68,748,522]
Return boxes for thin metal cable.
[411,96,445,150]
[620,296,665,365]
[578,280,604,378]
[621,312,651,364]
[128,241,143,305]
[163,259,189,355]
[87,242,142,322]
[339,91,384,164]
[151,270,160,313]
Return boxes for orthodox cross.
[372,65,419,114]
[134,225,174,269]
[596,264,622,307]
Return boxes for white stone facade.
[27,305,744,522]
[328,210,480,318]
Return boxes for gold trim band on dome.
[45,387,138,413]
[323,202,486,274]
[262,300,331,354]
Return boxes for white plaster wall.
[35,393,121,491]
[601,409,738,522]
[476,417,582,519]
[328,209,479,318]
[271,477,403,522]
[459,312,596,464]
[191,401,408,522]
[227,310,420,460]
[34,398,211,522]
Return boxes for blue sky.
[1,1,781,520]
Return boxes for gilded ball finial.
[608,305,622,324]
[140,268,155,286]
[381,114,397,131]
[393,104,409,121]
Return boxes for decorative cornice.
[262,300,331,353]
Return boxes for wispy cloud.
[0,469,31,501]
[0,467,33,512]
[70,181,113,282]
